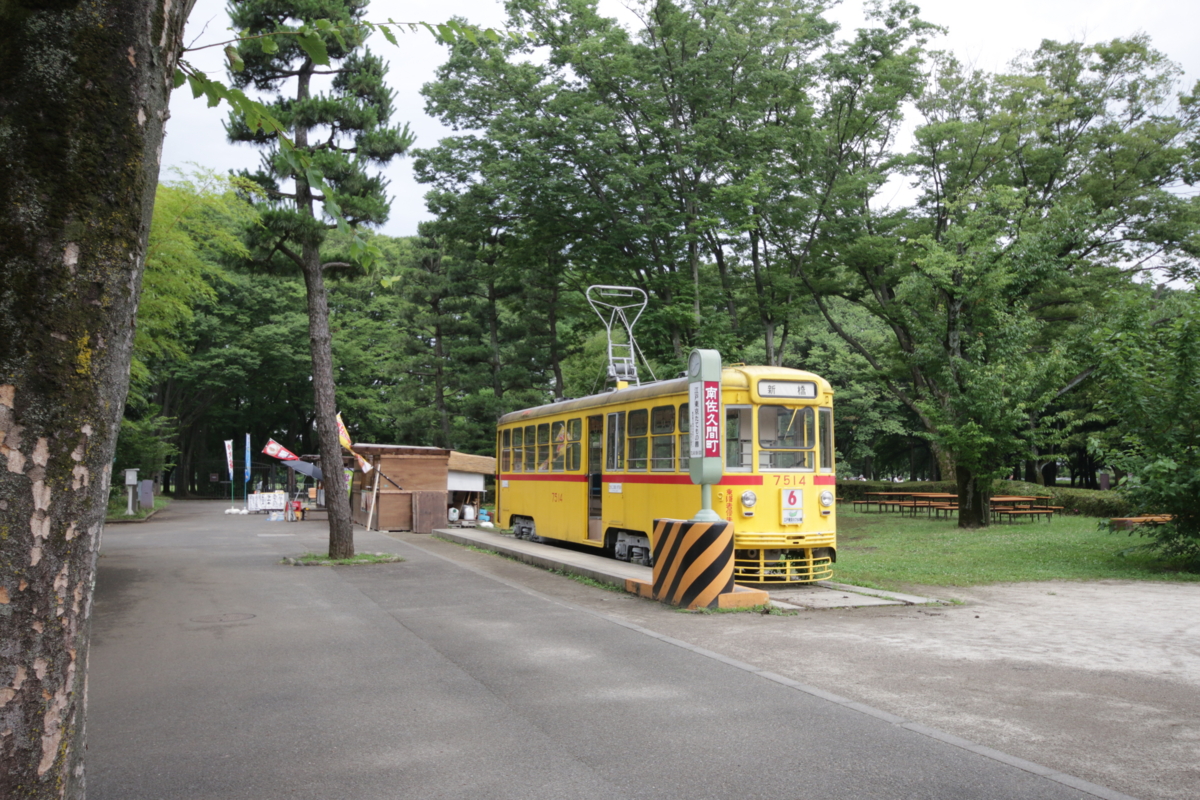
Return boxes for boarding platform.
[431,527,943,610]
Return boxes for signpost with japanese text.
[687,349,723,522]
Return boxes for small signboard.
[781,488,804,525]
[758,380,817,400]
[138,479,154,510]
[687,349,723,486]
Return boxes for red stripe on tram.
[603,474,765,486]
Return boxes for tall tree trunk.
[432,318,453,447]
[293,62,354,560]
[300,244,355,560]
[956,465,991,528]
[932,441,956,484]
[0,1,193,795]
[486,278,503,399]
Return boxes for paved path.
[89,501,1131,799]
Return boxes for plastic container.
[462,504,476,521]
[448,507,460,522]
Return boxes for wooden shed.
[349,444,495,533]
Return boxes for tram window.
[606,412,625,470]
[501,429,511,472]
[819,407,834,472]
[678,403,689,471]
[650,405,674,470]
[550,421,567,471]
[588,417,603,473]
[523,425,536,472]
[725,406,753,471]
[758,406,815,471]
[512,427,524,473]
[566,418,582,471]
[628,409,648,471]
[537,423,551,472]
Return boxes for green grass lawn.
[106,493,171,521]
[831,506,1200,590]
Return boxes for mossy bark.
[0,1,193,796]
[956,465,991,529]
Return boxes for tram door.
[586,415,604,541]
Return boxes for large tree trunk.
[290,62,355,561]
[932,442,956,485]
[956,465,991,528]
[0,1,193,795]
[300,244,356,560]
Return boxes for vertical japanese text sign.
[687,349,723,486]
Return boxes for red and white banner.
[224,439,234,479]
[262,438,300,461]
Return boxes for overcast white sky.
[165,0,1200,237]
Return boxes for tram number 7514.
[772,474,808,487]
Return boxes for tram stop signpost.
[625,349,769,610]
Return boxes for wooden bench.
[931,503,958,519]
[994,508,1053,523]
[1110,515,1173,530]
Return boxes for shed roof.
[447,451,496,475]
[352,443,451,457]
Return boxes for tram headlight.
[741,491,757,508]
[820,490,834,507]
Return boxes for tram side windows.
[725,406,754,471]
[588,417,603,473]
[651,405,675,471]
[566,418,583,471]
[510,427,523,472]
[606,411,625,470]
[819,407,834,472]
[627,409,648,471]
[500,429,511,472]
[758,406,815,471]
[523,425,536,472]
[551,421,567,472]
[678,403,690,471]
[537,423,551,471]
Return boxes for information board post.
[687,349,723,522]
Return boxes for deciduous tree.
[0,2,194,794]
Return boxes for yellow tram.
[495,365,837,583]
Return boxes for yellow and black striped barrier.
[626,519,769,610]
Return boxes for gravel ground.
[395,532,1200,800]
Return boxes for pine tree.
[226,0,412,557]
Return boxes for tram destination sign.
[687,349,723,486]
[758,380,817,400]
[689,381,721,460]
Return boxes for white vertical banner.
[224,439,234,480]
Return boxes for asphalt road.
[89,501,1132,800]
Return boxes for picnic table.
[991,495,1057,522]
[852,492,912,512]
[907,492,958,518]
